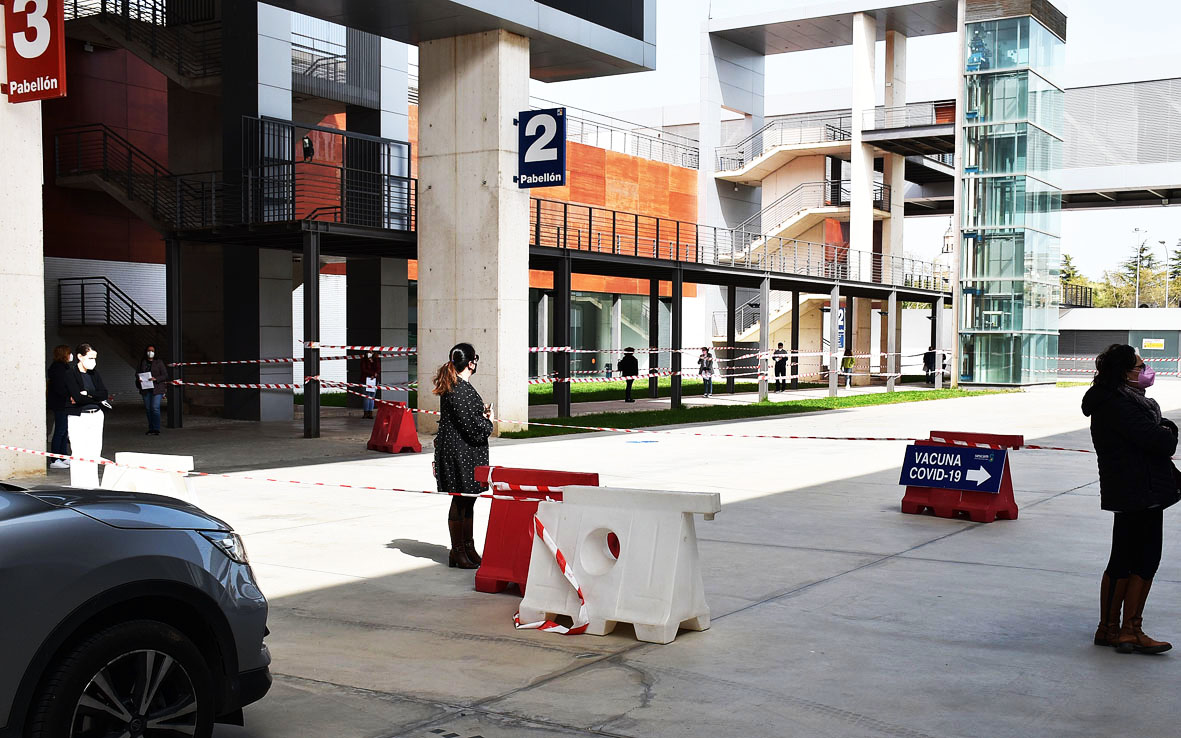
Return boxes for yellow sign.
[1142,338,1166,351]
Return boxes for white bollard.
[67,410,105,489]
[517,485,721,644]
[100,452,199,507]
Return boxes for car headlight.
[201,531,250,565]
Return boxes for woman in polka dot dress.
[433,342,494,569]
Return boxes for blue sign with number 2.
[518,108,566,188]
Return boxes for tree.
[1060,253,1080,284]
[1120,241,1159,284]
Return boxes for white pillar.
[828,286,841,397]
[853,297,872,386]
[258,248,293,421]
[850,12,877,255]
[950,0,967,388]
[418,30,530,433]
[886,291,898,392]
[883,30,907,265]
[758,277,770,401]
[935,296,946,389]
[381,258,410,404]
[0,30,46,478]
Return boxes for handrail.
[716,114,852,172]
[734,180,890,239]
[66,0,222,79]
[58,276,163,328]
[529,198,950,292]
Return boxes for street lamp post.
[1134,227,1145,308]
[1163,240,1170,308]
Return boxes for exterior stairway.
[65,0,222,91]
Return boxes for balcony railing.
[530,198,949,292]
[716,114,852,173]
[734,180,890,240]
[862,101,956,131]
[1061,282,1094,308]
[66,0,222,79]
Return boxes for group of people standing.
[45,344,169,469]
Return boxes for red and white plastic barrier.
[513,515,589,636]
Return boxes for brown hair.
[432,362,459,396]
[52,344,72,363]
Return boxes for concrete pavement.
[109,381,1181,737]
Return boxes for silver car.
[0,482,271,738]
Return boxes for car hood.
[17,485,232,532]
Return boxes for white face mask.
[81,356,97,371]
[147,351,155,359]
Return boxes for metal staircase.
[65,0,222,89]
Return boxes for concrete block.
[101,452,198,506]
[517,485,721,644]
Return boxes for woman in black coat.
[46,344,75,469]
[432,343,494,569]
[136,344,169,435]
[64,343,112,414]
[1082,343,1179,654]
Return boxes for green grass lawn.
[501,387,1014,439]
[1057,381,1090,388]
[527,376,827,405]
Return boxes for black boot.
[462,516,482,566]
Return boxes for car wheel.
[26,619,215,738]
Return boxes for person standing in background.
[618,347,639,403]
[841,348,855,389]
[46,345,74,469]
[360,352,381,419]
[772,343,789,393]
[136,345,169,435]
[698,347,715,398]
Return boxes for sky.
[527,0,1181,281]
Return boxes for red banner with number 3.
[4,0,67,103]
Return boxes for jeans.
[363,390,376,412]
[702,377,713,395]
[50,409,70,457]
[143,392,162,432]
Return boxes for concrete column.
[726,284,737,394]
[166,240,183,428]
[224,248,293,422]
[418,30,530,432]
[950,0,967,389]
[380,37,411,144]
[347,257,410,407]
[536,294,549,377]
[0,42,45,478]
[790,290,801,389]
[648,277,659,398]
[671,269,684,409]
[829,285,841,397]
[698,30,764,230]
[758,278,770,401]
[935,297,946,389]
[853,297,873,386]
[302,235,320,437]
[886,291,899,392]
[850,12,877,254]
[553,258,572,418]
[882,30,907,272]
[611,295,622,360]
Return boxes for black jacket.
[617,354,639,378]
[64,365,110,415]
[1082,383,1180,512]
[137,357,170,396]
[47,362,73,411]
[433,379,493,496]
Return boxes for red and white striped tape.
[0,445,562,502]
[513,515,589,636]
[169,379,301,390]
[169,353,405,368]
[303,341,417,353]
[312,378,419,392]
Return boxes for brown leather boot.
[1117,575,1171,654]
[1095,573,1128,647]
[448,519,477,569]
[462,517,482,566]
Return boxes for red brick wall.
[41,41,169,263]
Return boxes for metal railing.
[55,123,417,232]
[733,180,889,242]
[1061,282,1094,308]
[560,111,700,169]
[862,101,955,131]
[59,276,162,328]
[66,0,222,79]
[530,198,949,292]
[712,291,792,337]
[716,114,852,173]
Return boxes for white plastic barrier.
[67,411,105,489]
[100,452,199,507]
[517,485,721,644]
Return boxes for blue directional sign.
[517,107,566,188]
[899,445,1006,494]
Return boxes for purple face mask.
[1137,363,1156,389]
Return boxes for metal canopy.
[709,0,958,55]
[864,124,956,156]
[261,0,655,82]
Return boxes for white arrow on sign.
[966,466,991,486]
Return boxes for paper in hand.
[138,371,154,389]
